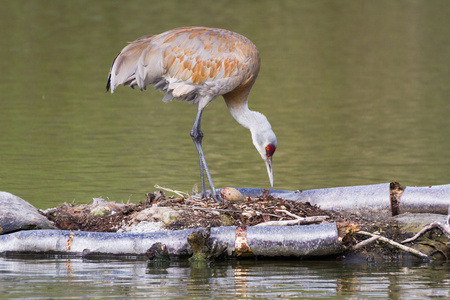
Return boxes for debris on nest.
[44,189,336,233]
[44,186,447,261]
[167,191,333,230]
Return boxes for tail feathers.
[162,93,174,102]
[106,73,112,92]
[106,34,199,104]
[107,36,162,94]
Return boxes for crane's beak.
[264,156,273,187]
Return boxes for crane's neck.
[223,79,264,132]
[223,86,277,158]
[224,93,277,187]
[225,98,276,153]
[227,101,267,132]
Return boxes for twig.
[255,220,299,226]
[275,209,303,219]
[245,208,284,218]
[154,184,190,198]
[255,216,329,226]
[184,198,207,206]
[401,222,450,244]
[402,207,450,244]
[188,206,283,218]
[352,236,380,250]
[356,231,433,260]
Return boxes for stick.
[255,216,329,226]
[188,206,283,218]
[352,236,380,250]
[402,207,450,244]
[356,231,433,260]
[154,184,190,198]
[275,209,303,219]
[401,222,450,244]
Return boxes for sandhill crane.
[107,27,277,202]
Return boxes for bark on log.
[0,223,343,258]
[399,185,450,214]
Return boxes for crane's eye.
[265,144,276,157]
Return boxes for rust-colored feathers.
[107,27,261,105]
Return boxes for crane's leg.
[190,109,222,202]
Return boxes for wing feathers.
[107,27,260,104]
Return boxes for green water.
[1,0,449,209]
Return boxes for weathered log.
[220,183,450,216]
[0,223,343,258]
[399,185,450,214]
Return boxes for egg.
[220,187,244,202]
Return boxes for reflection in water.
[0,257,449,299]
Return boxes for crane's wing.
[107,27,260,104]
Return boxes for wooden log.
[220,183,450,216]
[0,223,343,258]
[399,185,450,214]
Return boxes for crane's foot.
[211,193,223,203]
[200,190,223,203]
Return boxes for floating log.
[399,185,450,214]
[220,183,450,216]
[0,223,343,258]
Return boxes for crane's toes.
[212,194,223,203]
[199,190,223,203]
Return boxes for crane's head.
[250,118,277,187]
[263,143,276,187]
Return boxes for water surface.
[0,257,449,299]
